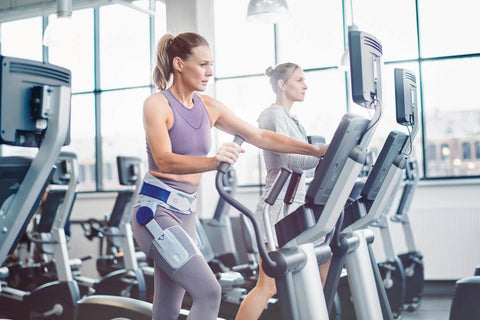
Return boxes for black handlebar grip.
[217,135,245,174]
[284,169,303,205]
[265,167,292,206]
[307,135,326,146]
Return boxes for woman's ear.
[173,57,183,73]
[277,79,286,91]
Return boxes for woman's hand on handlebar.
[315,144,329,158]
[215,142,245,168]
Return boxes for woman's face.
[181,45,214,92]
[284,68,308,102]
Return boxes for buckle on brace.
[166,192,192,212]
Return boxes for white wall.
[370,180,480,280]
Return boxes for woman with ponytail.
[235,63,330,320]
[131,33,327,320]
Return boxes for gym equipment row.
[215,29,431,320]
[0,29,450,320]
[0,56,196,320]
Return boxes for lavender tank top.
[146,89,212,172]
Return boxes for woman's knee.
[204,277,222,301]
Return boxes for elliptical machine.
[391,159,425,312]
[214,31,384,320]
[0,55,156,320]
[333,67,421,320]
[201,167,258,279]
[0,56,80,320]
[74,156,148,300]
[4,152,79,292]
[372,68,422,317]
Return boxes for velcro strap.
[140,183,170,203]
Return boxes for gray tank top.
[146,89,212,172]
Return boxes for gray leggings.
[131,183,221,320]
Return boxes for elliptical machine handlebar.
[264,168,292,251]
[283,169,302,206]
[215,135,279,271]
[216,135,246,173]
[265,168,292,205]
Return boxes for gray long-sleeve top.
[256,104,319,215]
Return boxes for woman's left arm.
[202,95,327,158]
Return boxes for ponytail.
[153,34,174,90]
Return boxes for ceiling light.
[246,0,291,24]
[43,0,72,48]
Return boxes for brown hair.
[153,32,210,90]
[265,62,301,93]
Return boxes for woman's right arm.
[259,110,322,171]
[144,94,242,174]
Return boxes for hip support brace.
[135,174,201,278]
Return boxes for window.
[100,87,150,190]
[48,9,94,93]
[294,69,346,142]
[213,0,480,182]
[276,0,344,69]
[427,144,437,161]
[215,76,272,185]
[440,144,450,161]
[418,0,480,58]
[462,142,471,160]
[99,4,151,90]
[0,1,164,190]
[1,17,43,61]
[422,57,480,177]
[62,93,96,191]
[475,141,480,159]
[353,0,418,61]
[213,0,275,77]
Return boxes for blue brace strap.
[139,182,196,213]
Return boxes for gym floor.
[402,281,455,320]
[402,295,452,320]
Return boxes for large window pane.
[215,76,273,185]
[101,88,149,189]
[1,17,42,61]
[154,1,167,45]
[276,0,344,69]
[294,69,347,142]
[422,58,480,177]
[63,93,96,191]
[100,4,151,89]
[213,0,275,78]
[353,0,418,61]
[48,9,94,93]
[418,0,480,57]
[215,69,347,185]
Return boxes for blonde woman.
[131,34,327,320]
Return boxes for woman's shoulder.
[143,92,171,116]
[197,94,226,114]
[258,104,287,120]
[196,93,216,106]
[145,91,169,105]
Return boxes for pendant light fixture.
[246,0,291,23]
[43,0,73,47]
